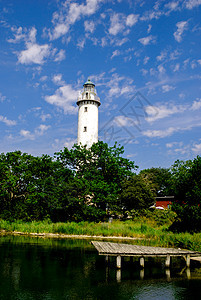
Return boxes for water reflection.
[0,235,201,300]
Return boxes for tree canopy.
[0,142,200,231]
[55,141,137,220]
[0,142,137,222]
[169,156,201,232]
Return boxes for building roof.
[83,78,95,86]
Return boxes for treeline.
[0,141,201,231]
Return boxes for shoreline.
[0,229,144,241]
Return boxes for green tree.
[0,142,137,222]
[119,174,155,214]
[139,167,172,196]
[55,141,137,220]
[169,156,201,232]
[0,151,75,221]
[0,151,35,219]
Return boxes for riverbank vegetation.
[1,211,201,251]
[0,141,201,233]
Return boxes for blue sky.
[0,0,201,170]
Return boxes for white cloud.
[20,124,50,140]
[183,58,190,68]
[109,13,124,35]
[143,56,150,64]
[162,84,175,93]
[140,9,162,21]
[143,127,176,138]
[49,23,69,41]
[20,130,34,140]
[147,24,152,33]
[173,146,189,155]
[141,68,148,76]
[90,72,135,102]
[11,26,64,65]
[167,140,201,156]
[54,49,65,62]
[138,35,156,45]
[35,124,50,136]
[192,143,201,154]
[0,115,16,126]
[105,73,135,98]
[101,37,107,47]
[112,37,128,46]
[40,113,51,122]
[9,26,37,44]
[0,92,6,102]
[49,0,101,40]
[165,1,180,11]
[174,21,188,42]
[114,115,132,127]
[111,50,121,59]
[108,86,120,97]
[158,64,166,74]
[169,49,181,60]
[45,84,78,114]
[185,0,201,9]
[146,103,185,122]
[64,137,77,149]
[40,76,48,82]
[156,50,167,61]
[173,63,180,72]
[84,20,95,33]
[191,98,201,110]
[191,60,197,69]
[52,73,65,85]
[7,26,26,43]
[166,141,183,148]
[126,14,139,27]
[17,43,50,65]
[77,38,86,49]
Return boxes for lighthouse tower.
[77,79,101,148]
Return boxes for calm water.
[0,235,201,300]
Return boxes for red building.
[155,196,174,209]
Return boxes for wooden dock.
[92,241,201,269]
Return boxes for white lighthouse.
[77,78,101,148]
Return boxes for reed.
[0,218,201,251]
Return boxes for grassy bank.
[1,215,201,252]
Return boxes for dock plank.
[92,241,201,257]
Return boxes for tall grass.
[0,216,201,251]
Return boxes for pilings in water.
[114,254,191,269]
[165,255,171,268]
[116,255,121,269]
[92,241,201,282]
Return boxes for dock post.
[105,255,109,264]
[116,269,121,283]
[140,257,145,268]
[165,268,171,281]
[140,269,144,280]
[116,255,121,269]
[165,255,171,268]
[186,268,191,279]
[186,255,190,268]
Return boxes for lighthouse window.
[86,92,88,99]
[84,126,87,132]
[84,107,87,112]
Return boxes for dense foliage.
[119,175,155,213]
[0,142,138,222]
[0,142,200,232]
[169,156,201,232]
